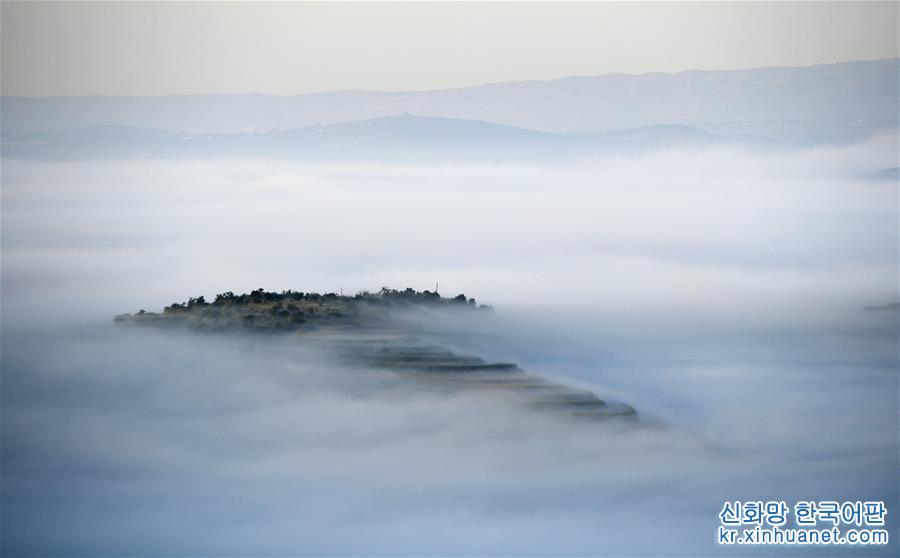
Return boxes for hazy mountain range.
[2,58,897,160]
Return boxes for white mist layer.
[2,136,897,328]
[1,138,898,556]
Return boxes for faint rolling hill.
[868,166,900,181]
[1,115,573,161]
[1,111,892,162]
[579,124,721,148]
[1,114,729,162]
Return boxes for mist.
[3,135,897,324]
[2,137,898,555]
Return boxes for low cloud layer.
[2,139,898,555]
[2,135,897,326]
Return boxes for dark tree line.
[163,287,487,314]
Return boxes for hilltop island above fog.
[115,287,492,332]
[115,288,637,422]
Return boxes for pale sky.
[2,1,898,97]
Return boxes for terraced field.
[328,334,637,421]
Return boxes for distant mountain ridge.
[3,58,897,136]
[1,112,892,162]
[1,115,585,161]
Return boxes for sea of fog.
[2,137,898,556]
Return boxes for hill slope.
[114,288,638,423]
